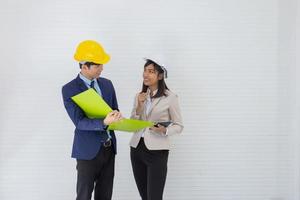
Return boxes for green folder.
[108,118,153,132]
[71,89,154,132]
[71,88,112,119]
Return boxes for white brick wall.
[0,0,298,199]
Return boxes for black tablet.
[154,121,172,127]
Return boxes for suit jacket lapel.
[75,75,89,92]
[147,96,163,118]
[97,78,109,102]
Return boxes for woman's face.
[143,64,160,87]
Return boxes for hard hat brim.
[94,53,110,64]
[143,57,164,68]
[74,52,110,65]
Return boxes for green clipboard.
[71,88,112,118]
[71,89,154,132]
[108,118,153,132]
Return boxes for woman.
[130,58,184,200]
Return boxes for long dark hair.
[141,59,169,98]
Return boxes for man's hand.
[103,110,123,125]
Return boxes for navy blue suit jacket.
[62,75,118,160]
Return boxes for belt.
[103,139,112,147]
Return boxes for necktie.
[90,80,97,92]
[91,80,111,140]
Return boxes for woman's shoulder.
[165,90,178,99]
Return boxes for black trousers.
[76,145,115,200]
[130,138,169,200]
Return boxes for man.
[62,40,122,200]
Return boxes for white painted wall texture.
[0,0,299,199]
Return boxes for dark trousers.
[76,145,115,200]
[130,138,169,200]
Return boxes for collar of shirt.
[146,88,158,100]
[79,73,102,96]
[79,73,96,86]
[145,88,157,115]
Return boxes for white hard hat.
[143,56,168,78]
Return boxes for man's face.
[82,64,103,79]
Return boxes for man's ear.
[82,64,88,70]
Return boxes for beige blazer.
[129,90,184,150]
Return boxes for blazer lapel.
[97,78,109,102]
[146,96,163,118]
[75,75,89,92]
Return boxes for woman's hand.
[103,110,123,125]
[136,92,148,115]
[137,92,147,105]
[150,124,167,134]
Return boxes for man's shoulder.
[61,77,82,98]
[98,77,113,86]
[62,77,78,90]
[165,90,179,101]
[98,77,111,83]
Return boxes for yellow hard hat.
[74,40,110,64]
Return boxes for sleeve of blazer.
[62,86,107,132]
[166,95,184,136]
[110,80,119,111]
[130,93,142,120]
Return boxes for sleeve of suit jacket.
[62,85,108,132]
[110,80,119,111]
[130,93,142,120]
[166,94,184,136]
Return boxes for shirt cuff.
[165,128,169,136]
[103,125,108,131]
